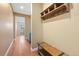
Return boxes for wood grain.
[7,36,32,56]
[39,42,63,56]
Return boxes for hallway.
[7,35,31,56]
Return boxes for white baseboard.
[4,39,14,56]
[31,47,38,51]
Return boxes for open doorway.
[15,16,25,37]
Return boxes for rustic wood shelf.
[41,3,70,20]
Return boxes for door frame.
[13,12,29,39]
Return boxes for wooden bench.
[37,42,64,56]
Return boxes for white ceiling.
[11,3,31,15]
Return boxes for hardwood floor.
[32,51,39,56]
[7,35,32,56]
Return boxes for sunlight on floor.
[20,35,25,44]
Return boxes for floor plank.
[7,35,31,56]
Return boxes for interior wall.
[0,3,13,55]
[32,3,43,48]
[25,16,31,40]
[43,3,79,55]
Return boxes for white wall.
[43,3,79,55]
[32,3,43,48]
[0,3,13,55]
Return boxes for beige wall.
[0,3,13,55]
[25,16,31,40]
[32,3,43,48]
[43,3,79,55]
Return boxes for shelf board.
[38,49,52,56]
[41,4,65,17]
[41,3,70,20]
[41,4,54,14]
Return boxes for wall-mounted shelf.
[41,3,70,20]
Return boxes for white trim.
[4,39,14,56]
[31,47,38,51]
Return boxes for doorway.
[15,16,25,37]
